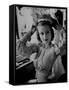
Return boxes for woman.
[16,18,65,83]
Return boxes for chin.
[43,41,48,44]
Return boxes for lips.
[45,39,48,41]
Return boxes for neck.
[44,43,50,48]
[41,42,50,48]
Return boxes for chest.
[36,47,56,69]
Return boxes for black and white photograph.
[9,5,67,85]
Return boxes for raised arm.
[16,25,39,56]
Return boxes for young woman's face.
[37,25,52,44]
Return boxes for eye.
[46,31,49,34]
[41,32,44,35]
[21,32,27,36]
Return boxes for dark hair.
[36,20,54,42]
